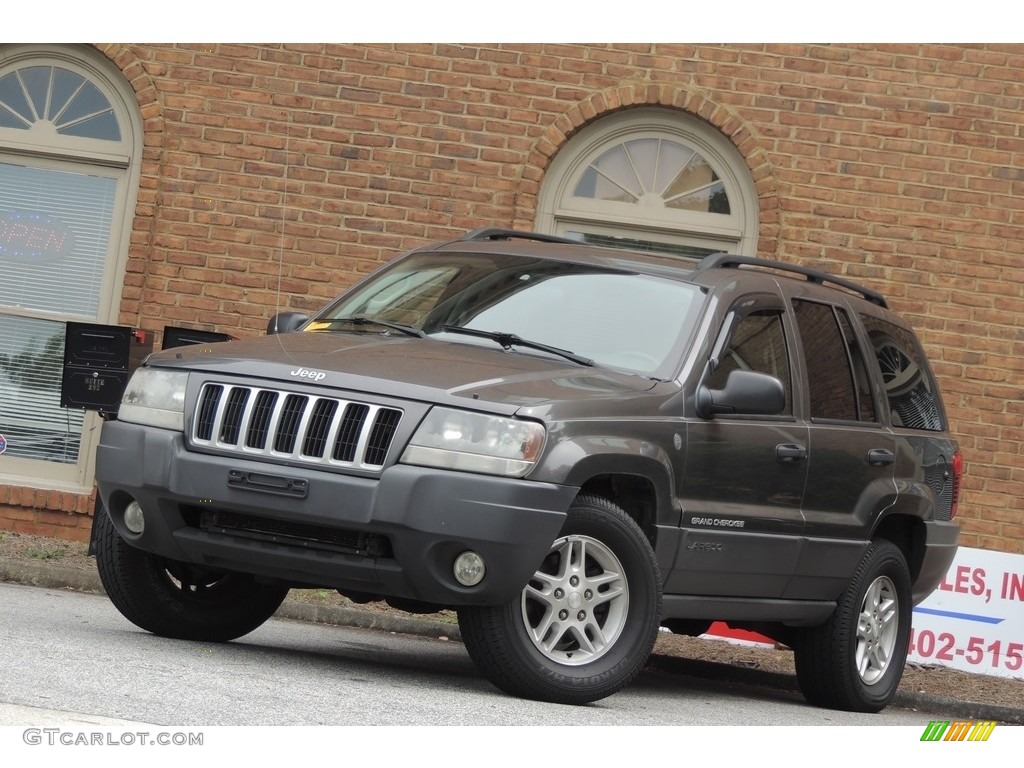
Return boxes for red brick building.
[0,43,1020,552]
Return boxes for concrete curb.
[645,654,1024,725]
[275,600,460,641]
[0,556,461,640]
[0,558,103,595]
[2,556,1021,724]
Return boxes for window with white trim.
[536,108,758,257]
[0,45,141,490]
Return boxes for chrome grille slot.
[367,408,402,466]
[303,399,338,458]
[195,385,222,440]
[246,390,278,449]
[192,383,402,470]
[220,388,250,444]
[274,394,308,453]
[334,403,369,462]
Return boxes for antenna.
[274,111,290,319]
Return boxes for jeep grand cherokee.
[93,228,961,711]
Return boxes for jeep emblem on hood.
[290,367,326,382]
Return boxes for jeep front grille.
[192,383,402,469]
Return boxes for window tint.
[793,301,858,421]
[860,315,944,430]
[836,308,877,422]
[708,309,792,414]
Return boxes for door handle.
[867,448,896,467]
[776,443,807,463]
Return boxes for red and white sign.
[909,546,1024,679]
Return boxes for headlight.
[116,368,188,431]
[400,407,545,478]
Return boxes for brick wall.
[1,43,1020,553]
[0,485,96,541]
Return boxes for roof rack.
[459,228,581,245]
[695,253,888,308]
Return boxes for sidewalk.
[1,554,1021,725]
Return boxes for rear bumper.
[95,420,577,606]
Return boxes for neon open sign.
[0,210,75,263]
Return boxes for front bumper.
[95,420,577,606]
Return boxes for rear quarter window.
[859,315,945,431]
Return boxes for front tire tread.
[94,506,289,642]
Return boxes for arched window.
[0,45,142,490]
[536,108,758,258]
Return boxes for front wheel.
[458,495,662,705]
[792,539,912,712]
[94,506,289,642]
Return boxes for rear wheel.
[458,495,662,705]
[94,506,289,642]
[793,539,912,712]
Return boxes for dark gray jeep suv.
[93,229,961,712]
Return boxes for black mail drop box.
[162,325,233,350]
[60,322,153,411]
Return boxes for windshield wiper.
[317,316,425,338]
[442,325,593,367]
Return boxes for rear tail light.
[949,450,963,519]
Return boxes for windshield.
[308,252,703,377]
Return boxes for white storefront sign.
[909,546,1024,679]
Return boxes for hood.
[147,331,658,413]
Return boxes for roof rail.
[459,228,581,245]
[695,253,888,308]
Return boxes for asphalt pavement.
[1,554,1020,725]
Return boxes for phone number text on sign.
[908,629,1023,673]
[909,546,1024,679]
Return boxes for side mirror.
[696,369,786,419]
[267,312,309,335]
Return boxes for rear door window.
[792,300,860,422]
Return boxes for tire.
[93,505,289,642]
[457,494,662,705]
[792,539,912,712]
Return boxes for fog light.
[124,500,145,534]
[453,551,486,587]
